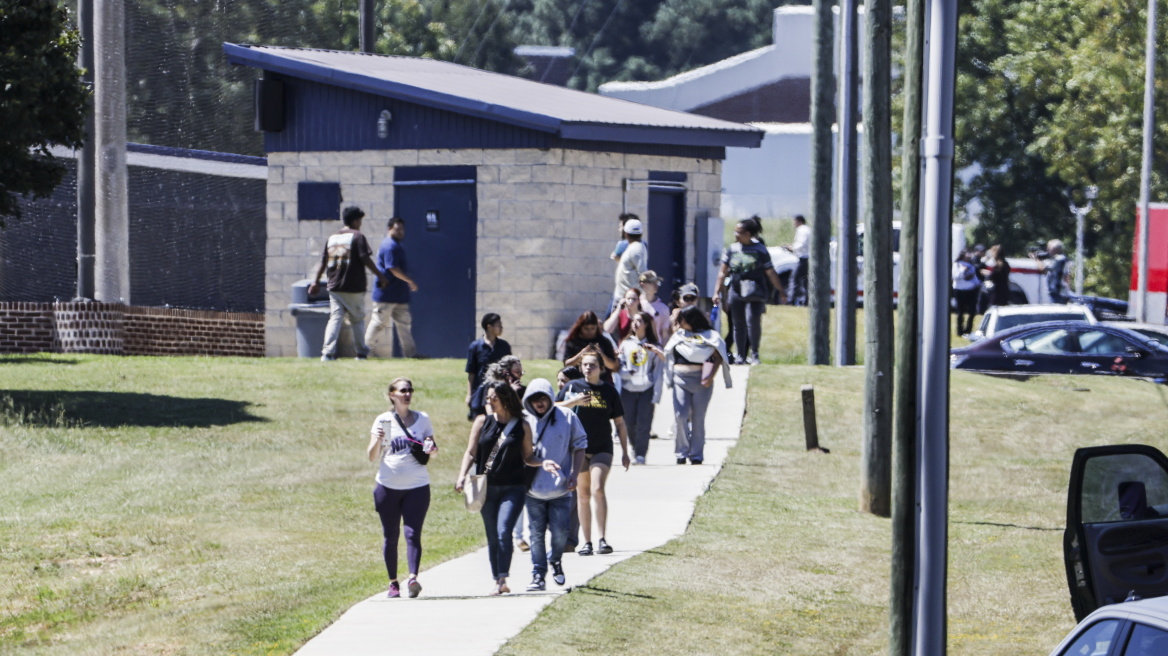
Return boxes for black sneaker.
[677,457,687,465]
[690,459,703,465]
[526,574,546,592]
[551,561,566,586]
[597,538,613,554]
[578,542,594,556]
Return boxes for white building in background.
[600,6,867,221]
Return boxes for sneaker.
[517,539,530,552]
[320,353,337,362]
[355,353,368,360]
[597,538,613,555]
[634,456,646,465]
[677,457,687,465]
[526,574,546,592]
[650,433,658,440]
[407,577,421,598]
[551,561,566,586]
[387,581,401,598]
[747,353,761,365]
[690,459,703,465]
[578,542,594,556]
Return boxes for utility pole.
[915,0,958,651]
[94,0,129,304]
[360,0,376,53]
[808,0,835,365]
[1138,0,1156,323]
[835,0,860,367]
[861,0,893,517]
[76,0,96,301]
[891,0,925,647]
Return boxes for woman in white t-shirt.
[367,376,437,599]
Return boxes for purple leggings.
[373,484,430,581]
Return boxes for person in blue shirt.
[365,216,418,358]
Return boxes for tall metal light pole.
[360,0,376,53]
[1071,185,1097,297]
[915,0,958,651]
[1138,0,1157,323]
[76,0,96,301]
[835,0,860,367]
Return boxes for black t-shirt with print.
[320,228,373,292]
[555,378,623,455]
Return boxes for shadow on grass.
[0,356,80,365]
[955,520,1062,532]
[573,585,656,600]
[0,390,266,428]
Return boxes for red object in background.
[1131,204,1168,294]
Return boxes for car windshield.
[995,312,1089,333]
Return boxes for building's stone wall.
[0,302,263,357]
[264,148,723,359]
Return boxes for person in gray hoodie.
[521,379,587,591]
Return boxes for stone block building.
[224,45,762,359]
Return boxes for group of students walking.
[367,289,733,597]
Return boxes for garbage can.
[290,280,330,358]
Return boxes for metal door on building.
[646,172,688,300]
[394,166,477,358]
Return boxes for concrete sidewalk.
[295,366,751,656]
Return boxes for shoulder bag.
[392,411,430,466]
[463,416,518,512]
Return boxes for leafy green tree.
[0,0,88,225]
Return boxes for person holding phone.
[367,377,437,598]
[603,287,644,342]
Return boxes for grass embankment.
[0,355,562,655]
[501,358,1168,653]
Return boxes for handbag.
[463,416,518,512]
[736,277,766,302]
[392,411,430,466]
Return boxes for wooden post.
[891,0,925,647]
[807,0,835,366]
[801,385,829,453]
[860,0,893,518]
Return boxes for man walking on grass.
[365,216,418,358]
[308,206,387,361]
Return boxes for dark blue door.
[394,166,476,358]
[647,175,687,300]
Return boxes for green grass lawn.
[0,355,563,655]
[500,366,1168,655]
[0,303,1131,654]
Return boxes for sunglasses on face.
[394,387,414,394]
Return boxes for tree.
[0,0,88,225]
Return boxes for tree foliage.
[0,0,87,225]
[953,0,1168,297]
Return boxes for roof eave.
[223,43,563,135]
[559,123,764,149]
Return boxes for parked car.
[950,321,1168,378]
[1103,321,1168,344]
[1073,295,1133,322]
[1048,595,1168,655]
[969,304,1096,342]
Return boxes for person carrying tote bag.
[455,381,533,596]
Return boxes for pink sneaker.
[387,581,401,598]
[407,577,422,598]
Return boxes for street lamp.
[1071,185,1098,297]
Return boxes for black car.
[950,320,1168,379]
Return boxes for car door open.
[1066,445,1168,621]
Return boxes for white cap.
[624,219,643,235]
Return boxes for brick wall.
[0,302,264,357]
[0,302,54,353]
[264,148,723,358]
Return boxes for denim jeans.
[525,494,571,576]
[480,484,526,579]
[672,368,713,461]
[620,387,655,458]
